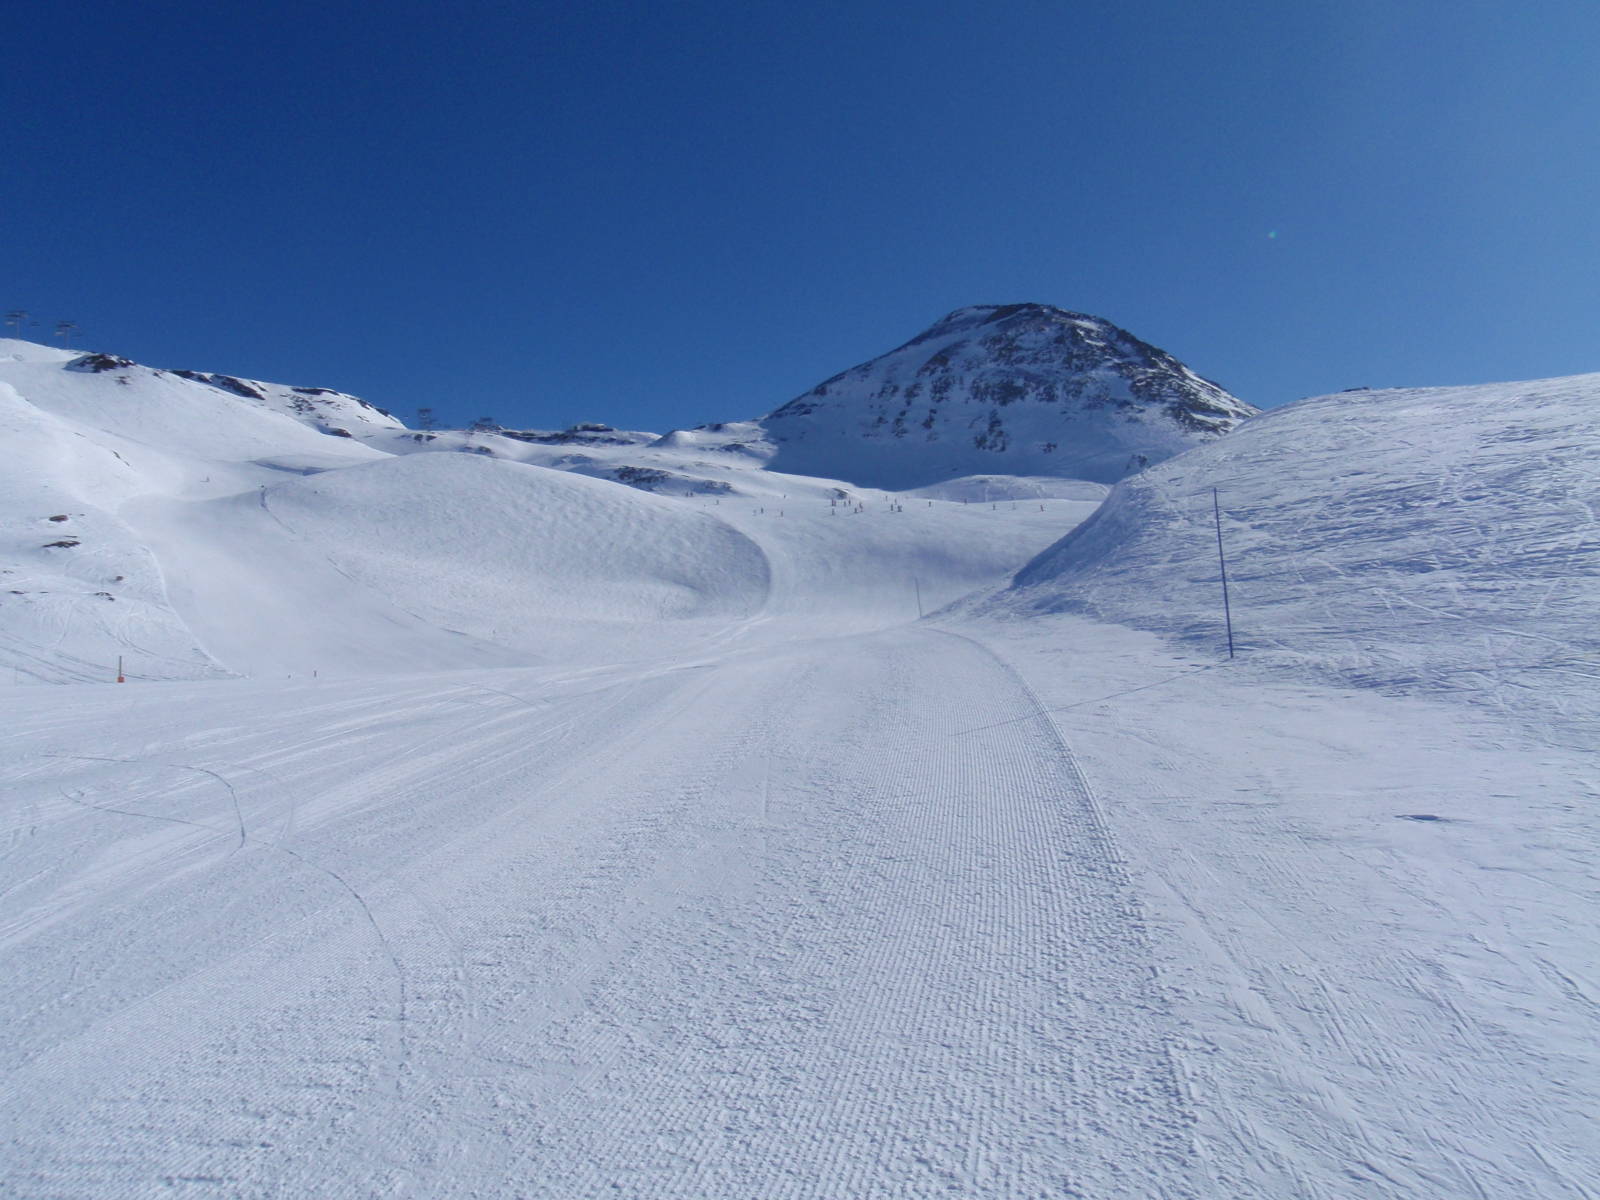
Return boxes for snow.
[1,340,78,363]
[904,473,1111,503]
[964,613,1600,1197]
[994,372,1600,744]
[2,338,1598,1197]
[0,343,395,682]
[751,304,1258,489]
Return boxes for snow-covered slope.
[362,421,766,497]
[0,382,228,682]
[0,341,405,446]
[5,335,1600,1198]
[119,452,779,678]
[746,304,1256,489]
[269,454,769,626]
[993,372,1600,738]
[0,338,1102,680]
[0,341,406,680]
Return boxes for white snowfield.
[1,341,1597,1198]
[998,373,1600,744]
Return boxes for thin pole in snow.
[117,656,124,683]
[915,578,922,619]
[1213,488,1234,660]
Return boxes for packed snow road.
[4,613,1598,1199]
[0,627,1190,1198]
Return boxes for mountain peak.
[757,306,1256,489]
[916,302,1099,335]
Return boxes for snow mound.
[994,372,1600,736]
[266,453,771,631]
[652,421,775,459]
[753,305,1255,489]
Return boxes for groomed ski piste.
[2,334,1597,1197]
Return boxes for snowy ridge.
[0,340,395,468]
[751,303,1256,488]
[992,371,1600,738]
[361,421,763,498]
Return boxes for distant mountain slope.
[0,340,405,446]
[751,304,1256,489]
[987,371,1600,738]
[0,337,1099,681]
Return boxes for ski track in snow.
[969,614,1600,1200]
[7,620,1595,1198]
[1,631,1195,1198]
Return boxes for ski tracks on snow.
[504,628,1194,1197]
[1,635,1193,1197]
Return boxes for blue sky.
[4,1,1596,430]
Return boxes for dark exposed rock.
[172,370,266,400]
[69,353,136,373]
[612,466,672,490]
[501,424,636,446]
[208,375,266,400]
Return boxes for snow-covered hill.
[991,371,1600,739]
[0,341,400,681]
[743,304,1256,489]
[0,339,1102,681]
[1,341,405,443]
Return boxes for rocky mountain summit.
[755,303,1256,488]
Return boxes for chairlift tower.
[5,310,28,340]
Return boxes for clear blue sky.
[4,1,1597,430]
